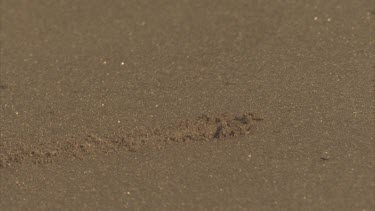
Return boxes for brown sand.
[0,112,262,166]
[1,0,374,210]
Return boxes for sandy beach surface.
[1,0,374,210]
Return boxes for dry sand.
[1,0,374,210]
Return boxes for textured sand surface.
[1,0,374,210]
[1,112,262,166]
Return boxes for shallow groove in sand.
[0,112,263,168]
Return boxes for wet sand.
[1,0,374,210]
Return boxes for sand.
[1,0,374,210]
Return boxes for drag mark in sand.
[0,112,263,168]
